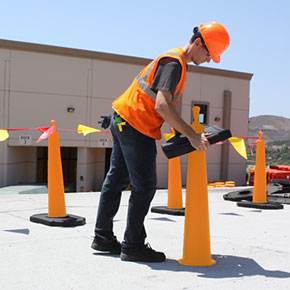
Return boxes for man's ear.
[196,38,203,47]
[193,37,202,47]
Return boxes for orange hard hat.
[199,22,230,63]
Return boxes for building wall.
[0,40,253,190]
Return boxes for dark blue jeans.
[95,115,157,248]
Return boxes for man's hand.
[188,133,211,151]
[155,90,210,151]
[98,115,112,129]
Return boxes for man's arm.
[155,90,210,151]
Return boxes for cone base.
[223,189,253,201]
[268,195,290,205]
[30,213,86,227]
[178,258,216,267]
[151,206,184,216]
[223,183,290,205]
[237,200,283,210]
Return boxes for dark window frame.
[191,101,209,125]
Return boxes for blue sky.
[0,0,289,118]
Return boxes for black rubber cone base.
[223,183,284,202]
[30,213,86,227]
[151,206,185,216]
[268,195,290,205]
[237,200,284,210]
[223,189,253,202]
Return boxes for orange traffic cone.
[179,106,215,266]
[30,120,86,226]
[48,120,67,217]
[252,131,267,204]
[168,128,183,210]
[237,131,283,210]
[151,127,184,215]
[167,156,183,209]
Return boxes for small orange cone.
[179,106,215,266]
[237,131,283,210]
[252,131,267,204]
[168,128,183,210]
[151,128,184,215]
[30,120,86,226]
[167,156,183,209]
[48,120,67,217]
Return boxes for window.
[191,101,209,125]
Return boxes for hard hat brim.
[211,54,220,63]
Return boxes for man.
[92,22,230,262]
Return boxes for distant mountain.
[249,115,290,143]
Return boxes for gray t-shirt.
[150,57,182,96]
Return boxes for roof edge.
[0,39,253,80]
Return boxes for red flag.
[37,127,50,133]
[36,125,56,143]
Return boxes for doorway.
[37,147,77,192]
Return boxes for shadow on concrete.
[148,255,290,279]
[219,212,244,217]
[4,228,30,235]
[149,217,177,222]
[92,252,121,259]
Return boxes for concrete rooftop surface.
[0,187,290,290]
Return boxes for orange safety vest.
[112,47,187,140]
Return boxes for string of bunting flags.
[0,124,258,159]
[0,124,110,143]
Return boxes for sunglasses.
[193,28,211,57]
[200,37,210,54]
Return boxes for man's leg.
[92,120,130,252]
[115,123,165,262]
[121,134,157,247]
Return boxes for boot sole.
[120,252,165,262]
[91,243,121,255]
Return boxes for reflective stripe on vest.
[136,73,157,100]
[137,51,184,104]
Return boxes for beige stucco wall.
[0,40,252,190]
[0,48,11,186]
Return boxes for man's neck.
[182,43,192,64]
